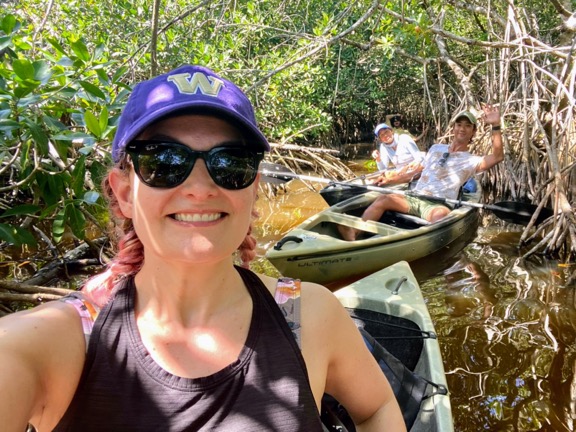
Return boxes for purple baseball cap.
[112,65,270,162]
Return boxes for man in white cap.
[372,122,422,171]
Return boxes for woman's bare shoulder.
[0,300,85,343]
[0,300,87,384]
[0,301,87,430]
[255,273,340,311]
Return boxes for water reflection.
[421,225,576,432]
[253,182,576,432]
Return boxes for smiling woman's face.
[109,114,259,267]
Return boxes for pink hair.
[82,164,259,307]
[238,209,259,268]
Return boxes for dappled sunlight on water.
[253,182,576,432]
[254,179,328,257]
[420,224,576,432]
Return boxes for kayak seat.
[343,207,430,230]
[321,307,443,432]
[346,307,423,370]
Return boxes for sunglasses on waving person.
[438,152,450,167]
[125,140,264,190]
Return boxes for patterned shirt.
[414,143,482,200]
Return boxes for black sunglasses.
[438,152,450,167]
[125,140,264,190]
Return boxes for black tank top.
[54,267,324,431]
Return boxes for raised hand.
[482,104,501,127]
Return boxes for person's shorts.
[404,195,450,220]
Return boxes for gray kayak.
[332,260,454,432]
[266,189,480,285]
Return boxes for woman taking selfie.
[0,65,405,432]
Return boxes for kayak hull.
[335,261,454,431]
[266,191,480,284]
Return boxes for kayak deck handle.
[392,276,408,295]
[274,236,303,250]
[423,382,449,399]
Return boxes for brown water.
[253,179,576,432]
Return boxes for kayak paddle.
[259,162,553,226]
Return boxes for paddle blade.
[491,201,553,225]
[319,184,369,206]
[259,162,295,184]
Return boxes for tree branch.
[246,0,381,92]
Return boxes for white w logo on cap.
[167,72,224,97]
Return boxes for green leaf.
[99,106,109,132]
[19,140,30,172]
[26,121,49,156]
[33,61,52,84]
[13,39,32,51]
[1,14,17,34]
[95,68,110,86]
[71,156,86,198]
[0,36,12,51]
[13,226,37,246]
[78,145,94,156]
[0,223,17,243]
[17,95,42,108]
[83,191,100,205]
[38,202,59,220]
[0,204,42,218]
[12,59,35,81]
[14,85,33,98]
[52,208,66,242]
[83,110,101,137]
[88,160,109,189]
[0,223,36,246]
[57,57,74,67]
[67,204,86,239]
[52,132,96,144]
[79,81,106,100]
[51,139,71,163]
[42,114,67,132]
[70,39,90,62]
[0,119,21,132]
[46,37,67,56]
[112,66,128,83]
[94,43,106,61]
[36,172,65,207]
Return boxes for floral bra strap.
[60,292,100,349]
[274,277,302,349]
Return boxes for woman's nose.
[180,158,218,194]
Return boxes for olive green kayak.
[265,190,480,284]
[333,260,454,432]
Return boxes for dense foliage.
[0,0,574,260]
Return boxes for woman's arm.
[300,284,406,432]
[0,302,85,431]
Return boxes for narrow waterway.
[253,177,576,432]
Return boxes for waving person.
[0,65,405,432]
